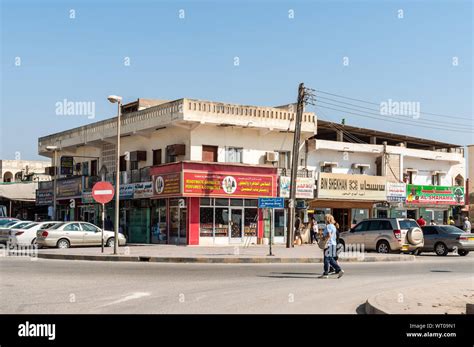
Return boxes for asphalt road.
[0,255,472,314]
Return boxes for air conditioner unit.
[266,152,279,162]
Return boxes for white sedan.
[8,221,60,246]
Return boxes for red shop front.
[149,161,278,245]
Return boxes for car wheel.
[106,238,115,247]
[339,240,345,252]
[413,249,422,256]
[376,240,390,254]
[458,250,469,256]
[57,239,70,249]
[434,242,448,256]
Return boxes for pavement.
[31,244,416,263]
[0,255,472,314]
[366,278,473,314]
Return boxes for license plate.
[401,245,409,251]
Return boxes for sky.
[1,0,473,160]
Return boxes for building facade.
[0,159,51,183]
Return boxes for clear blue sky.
[1,0,472,160]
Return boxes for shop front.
[150,162,278,245]
[309,173,388,231]
[55,176,84,221]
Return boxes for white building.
[0,160,51,183]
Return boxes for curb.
[37,253,415,264]
[365,297,389,314]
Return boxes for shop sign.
[386,182,406,202]
[36,190,53,206]
[153,173,181,196]
[120,184,135,200]
[317,173,387,200]
[57,176,83,199]
[406,185,464,205]
[258,197,284,209]
[60,156,74,175]
[81,190,95,204]
[279,176,314,199]
[134,181,154,199]
[183,172,274,198]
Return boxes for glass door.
[178,208,187,245]
[229,208,243,243]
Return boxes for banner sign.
[406,185,464,205]
[279,176,314,199]
[134,181,154,199]
[386,182,407,202]
[120,184,135,200]
[57,177,83,199]
[36,190,53,205]
[153,173,181,197]
[317,173,387,200]
[183,172,275,198]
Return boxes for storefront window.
[170,207,179,238]
[215,198,228,206]
[230,199,243,206]
[351,209,369,225]
[274,209,286,237]
[244,208,257,236]
[200,198,212,206]
[200,208,214,237]
[391,209,407,218]
[214,208,229,237]
[244,199,258,207]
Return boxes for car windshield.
[48,223,66,230]
[22,223,39,229]
[0,219,16,226]
[399,220,419,229]
[440,225,463,234]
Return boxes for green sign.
[406,185,464,205]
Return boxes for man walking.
[416,215,426,227]
[320,214,344,279]
[463,217,472,233]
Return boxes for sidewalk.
[36,244,416,264]
[366,279,474,314]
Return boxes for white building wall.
[403,157,464,186]
[307,149,378,175]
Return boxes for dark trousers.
[323,245,341,274]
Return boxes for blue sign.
[258,197,284,209]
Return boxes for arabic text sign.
[279,177,314,199]
[387,182,407,202]
[183,172,274,197]
[258,197,284,209]
[134,181,153,199]
[406,185,464,205]
[317,173,387,200]
[153,173,181,196]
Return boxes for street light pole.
[108,95,123,255]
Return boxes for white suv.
[339,218,424,254]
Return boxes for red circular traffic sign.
[92,181,115,204]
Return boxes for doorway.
[407,209,417,220]
[229,208,243,243]
[333,208,350,232]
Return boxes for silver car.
[36,222,127,249]
[339,218,424,254]
[0,221,33,244]
[420,225,474,256]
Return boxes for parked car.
[0,221,33,244]
[36,222,127,249]
[0,218,19,227]
[420,225,474,256]
[339,218,424,254]
[8,221,60,246]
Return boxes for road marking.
[99,292,151,307]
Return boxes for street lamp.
[46,145,59,221]
[107,95,122,255]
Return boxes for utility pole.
[286,83,305,248]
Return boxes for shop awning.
[0,182,38,202]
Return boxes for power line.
[312,104,473,134]
[314,99,469,131]
[314,89,473,121]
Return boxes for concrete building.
[0,159,51,183]
[468,145,474,228]
[37,98,316,245]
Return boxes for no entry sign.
[92,181,115,204]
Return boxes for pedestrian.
[463,217,472,233]
[329,221,342,274]
[294,215,302,243]
[429,219,437,226]
[310,217,317,244]
[319,214,344,279]
[448,216,456,226]
[104,216,114,231]
[416,215,426,227]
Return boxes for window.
[353,221,369,232]
[214,208,229,237]
[202,145,218,162]
[277,151,290,169]
[368,220,392,231]
[64,223,81,231]
[91,160,97,176]
[153,149,162,165]
[200,208,214,237]
[244,208,258,236]
[119,156,127,172]
[422,226,437,235]
[130,161,138,170]
[226,147,243,163]
[81,223,99,232]
[399,220,419,229]
[321,165,332,173]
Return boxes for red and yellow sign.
[183,172,275,197]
